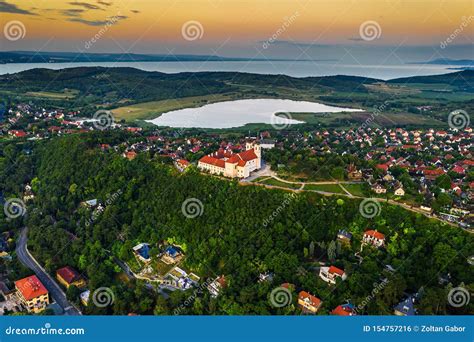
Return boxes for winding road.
[16,227,81,315]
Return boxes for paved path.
[16,227,81,315]
[248,179,463,230]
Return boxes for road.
[16,227,81,315]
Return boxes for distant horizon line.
[0,51,472,65]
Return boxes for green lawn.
[304,183,345,193]
[111,93,237,121]
[343,183,367,197]
[260,178,302,189]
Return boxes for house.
[207,275,226,298]
[80,290,90,306]
[363,230,385,248]
[81,199,98,209]
[258,272,274,283]
[161,245,183,264]
[8,130,27,138]
[23,184,35,202]
[347,163,363,181]
[298,291,322,314]
[123,151,137,160]
[332,303,357,316]
[371,183,387,194]
[176,159,190,170]
[423,168,445,181]
[56,266,86,289]
[319,266,347,285]
[15,275,50,313]
[337,230,352,243]
[198,142,261,178]
[394,296,416,316]
[133,243,151,263]
[394,186,405,196]
[259,139,276,149]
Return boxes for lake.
[146,99,363,129]
[0,61,458,80]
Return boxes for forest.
[0,133,473,315]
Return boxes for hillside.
[0,68,472,126]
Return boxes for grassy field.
[304,183,345,193]
[260,178,302,189]
[112,93,238,121]
[282,110,443,127]
[25,89,78,99]
[342,183,367,197]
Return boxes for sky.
[0,0,473,63]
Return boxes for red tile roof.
[332,305,356,316]
[15,275,48,301]
[56,266,81,285]
[364,230,385,240]
[328,266,345,276]
[423,168,445,177]
[298,291,321,307]
[199,155,225,168]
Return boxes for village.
[2,104,472,230]
[0,103,472,316]
[0,225,421,316]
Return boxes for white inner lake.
[146,99,363,128]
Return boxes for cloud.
[61,8,85,17]
[98,0,112,6]
[68,1,103,10]
[258,40,331,48]
[348,37,365,42]
[68,15,127,26]
[0,1,36,15]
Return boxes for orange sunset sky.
[0,0,472,58]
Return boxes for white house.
[363,230,386,248]
[319,266,347,285]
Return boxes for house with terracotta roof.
[198,142,261,178]
[15,275,49,313]
[319,266,347,285]
[207,275,227,298]
[332,303,357,316]
[56,266,86,289]
[298,291,322,314]
[363,230,385,248]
